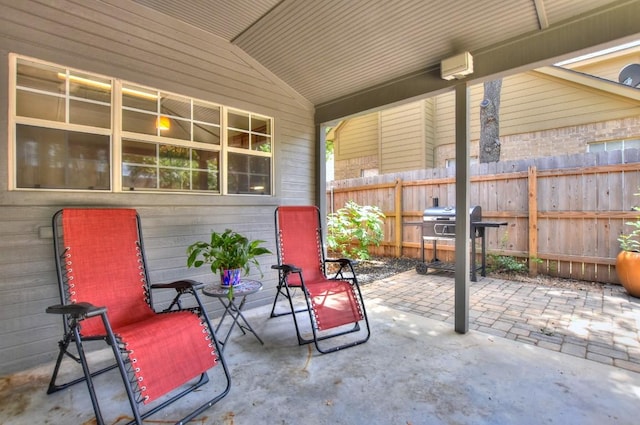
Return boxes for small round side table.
[202,279,264,352]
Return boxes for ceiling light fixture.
[156,116,171,131]
[57,73,158,100]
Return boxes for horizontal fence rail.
[327,149,640,285]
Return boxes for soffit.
[131,0,634,108]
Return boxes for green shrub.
[327,201,385,260]
[486,230,541,274]
[487,253,528,274]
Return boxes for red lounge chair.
[46,208,230,424]
[270,205,370,353]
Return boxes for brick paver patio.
[362,270,640,374]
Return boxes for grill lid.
[423,205,482,222]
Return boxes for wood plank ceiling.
[132,0,638,115]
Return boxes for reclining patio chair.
[46,208,230,425]
[270,205,370,353]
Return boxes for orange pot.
[616,251,640,298]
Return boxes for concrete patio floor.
[2,270,640,424]
[366,270,640,373]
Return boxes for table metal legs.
[215,296,264,352]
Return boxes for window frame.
[225,108,273,195]
[8,54,274,196]
[588,139,640,152]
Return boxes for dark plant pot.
[616,251,640,298]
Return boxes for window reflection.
[17,60,65,94]
[16,125,110,190]
[161,94,190,119]
[227,152,270,194]
[123,109,156,135]
[193,123,220,145]
[17,61,111,128]
[70,100,110,128]
[192,149,219,191]
[16,91,65,122]
[122,139,220,192]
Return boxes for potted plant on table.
[617,189,640,298]
[187,229,271,288]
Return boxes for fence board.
[327,150,640,285]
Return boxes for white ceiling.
[131,0,639,116]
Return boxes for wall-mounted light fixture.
[441,52,474,80]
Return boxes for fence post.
[395,178,403,258]
[528,166,538,276]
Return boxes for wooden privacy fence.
[327,150,640,284]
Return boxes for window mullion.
[113,80,123,192]
[155,144,160,189]
[8,54,17,189]
[64,70,70,124]
[221,106,227,195]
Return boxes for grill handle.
[434,223,455,236]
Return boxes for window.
[226,110,272,195]
[588,139,640,162]
[445,157,478,168]
[588,139,640,153]
[10,55,273,195]
[14,58,112,190]
[121,84,222,192]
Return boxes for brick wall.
[334,154,378,180]
[435,116,640,167]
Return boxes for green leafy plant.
[486,231,540,274]
[327,201,385,260]
[618,190,640,252]
[487,253,528,274]
[187,229,271,276]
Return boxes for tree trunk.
[479,79,502,163]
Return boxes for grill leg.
[471,230,477,282]
[480,227,487,277]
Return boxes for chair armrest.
[325,258,358,282]
[46,302,106,318]
[151,279,204,290]
[325,258,357,267]
[271,264,302,273]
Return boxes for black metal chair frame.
[46,209,231,425]
[269,206,371,353]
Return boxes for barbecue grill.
[422,206,482,240]
[405,204,506,281]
